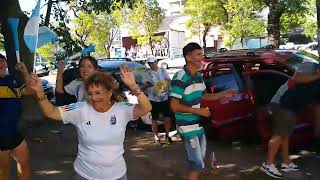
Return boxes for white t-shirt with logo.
[144,69,170,102]
[58,101,135,180]
[64,79,86,102]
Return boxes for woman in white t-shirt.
[28,65,152,180]
[56,56,99,102]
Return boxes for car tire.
[161,63,168,69]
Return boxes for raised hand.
[57,61,66,75]
[15,62,28,74]
[28,73,44,95]
[120,65,137,89]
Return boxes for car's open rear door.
[201,64,254,139]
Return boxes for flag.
[37,26,57,48]
[24,0,41,53]
[7,18,20,62]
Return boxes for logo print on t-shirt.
[85,121,91,125]
[110,115,117,125]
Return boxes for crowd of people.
[1,42,320,180]
[125,39,169,60]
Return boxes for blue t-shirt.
[0,75,23,136]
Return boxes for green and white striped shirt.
[170,67,206,138]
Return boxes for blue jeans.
[182,134,207,171]
[74,172,127,180]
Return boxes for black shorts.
[150,100,172,120]
[270,104,296,136]
[0,133,25,151]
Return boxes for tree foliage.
[0,33,4,51]
[224,0,266,48]
[37,44,54,61]
[72,12,97,48]
[251,0,310,47]
[184,0,227,51]
[127,0,165,46]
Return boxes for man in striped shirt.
[170,43,236,180]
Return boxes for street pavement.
[9,120,320,180]
[11,68,319,180]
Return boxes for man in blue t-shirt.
[0,54,32,180]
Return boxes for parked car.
[157,54,185,69]
[204,48,319,75]
[57,60,165,127]
[34,61,50,77]
[302,42,319,57]
[201,52,318,149]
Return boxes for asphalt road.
[8,120,320,180]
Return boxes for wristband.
[131,87,142,96]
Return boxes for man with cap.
[141,56,173,145]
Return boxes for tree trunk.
[240,37,244,48]
[0,0,33,76]
[202,25,210,54]
[317,0,320,56]
[44,0,53,26]
[267,0,282,48]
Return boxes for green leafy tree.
[184,0,227,52]
[86,2,125,57]
[127,0,165,47]
[224,0,266,48]
[0,0,134,73]
[0,33,4,51]
[252,0,310,47]
[37,44,54,60]
[72,12,97,48]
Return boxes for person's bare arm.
[131,84,152,119]
[15,62,33,95]
[120,65,152,119]
[29,73,63,121]
[170,98,210,117]
[202,90,237,101]
[55,61,65,94]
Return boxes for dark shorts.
[0,133,25,151]
[150,100,172,120]
[270,104,297,136]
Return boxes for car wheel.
[161,63,168,69]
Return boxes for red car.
[200,49,318,148]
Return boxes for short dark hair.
[183,42,202,59]
[79,56,98,69]
[0,54,6,60]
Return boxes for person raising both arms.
[55,56,99,102]
[0,54,33,180]
[28,65,151,180]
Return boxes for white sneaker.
[281,162,299,172]
[260,162,283,179]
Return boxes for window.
[204,67,240,93]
